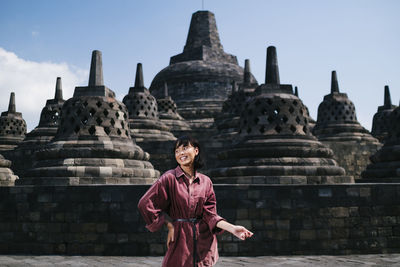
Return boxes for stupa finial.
[184,11,222,51]
[331,71,340,93]
[8,92,16,113]
[384,85,392,107]
[88,50,104,86]
[54,77,63,100]
[164,81,169,98]
[294,86,299,97]
[244,59,251,84]
[135,63,145,88]
[265,46,280,84]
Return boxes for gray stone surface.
[17,51,159,185]
[313,71,381,180]
[371,85,397,143]
[208,47,353,184]
[150,11,257,129]
[0,153,18,186]
[157,82,191,138]
[10,77,65,178]
[0,254,400,266]
[123,63,176,173]
[0,93,27,152]
[362,104,400,182]
[205,60,258,171]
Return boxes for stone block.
[316,229,331,240]
[223,243,238,253]
[276,220,290,230]
[378,227,393,237]
[299,230,316,240]
[331,228,349,239]
[149,243,164,255]
[236,209,248,219]
[330,207,349,218]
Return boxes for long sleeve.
[137,176,170,232]
[202,181,225,234]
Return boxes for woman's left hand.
[232,225,254,240]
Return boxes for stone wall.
[0,184,399,255]
[321,141,382,180]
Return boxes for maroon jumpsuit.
[138,166,225,267]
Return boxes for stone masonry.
[17,51,159,185]
[313,71,382,180]
[208,47,352,184]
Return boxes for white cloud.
[31,31,39,37]
[0,47,88,131]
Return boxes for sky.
[0,0,399,132]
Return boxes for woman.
[138,136,253,267]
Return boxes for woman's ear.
[194,147,199,156]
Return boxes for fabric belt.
[173,218,200,267]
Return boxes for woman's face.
[175,143,199,168]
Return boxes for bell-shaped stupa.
[123,63,176,173]
[207,47,353,184]
[313,71,381,179]
[361,105,400,182]
[213,60,258,141]
[157,82,191,137]
[11,77,65,177]
[237,59,259,93]
[150,11,257,131]
[371,85,397,143]
[17,51,159,185]
[0,93,27,152]
[294,86,316,130]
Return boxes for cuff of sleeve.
[145,213,165,232]
[208,215,225,235]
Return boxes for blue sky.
[0,0,399,131]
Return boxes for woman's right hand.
[166,221,174,248]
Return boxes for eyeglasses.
[175,145,194,155]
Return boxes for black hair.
[174,135,204,170]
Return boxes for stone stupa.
[361,104,400,182]
[123,63,176,173]
[11,77,65,177]
[294,86,316,130]
[150,11,257,131]
[207,46,353,184]
[237,59,258,93]
[157,82,191,138]
[371,85,397,143]
[313,71,381,179]
[0,92,27,152]
[213,59,258,142]
[17,51,159,185]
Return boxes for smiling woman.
[138,135,253,267]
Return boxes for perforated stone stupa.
[11,77,65,177]
[313,71,381,179]
[0,93,27,152]
[213,60,258,142]
[371,85,397,143]
[207,46,353,184]
[123,63,176,173]
[17,51,159,185]
[362,105,400,182]
[157,82,191,137]
[150,11,257,131]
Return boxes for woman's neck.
[180,165,195,178]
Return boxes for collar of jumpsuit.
[176,165,201,184]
